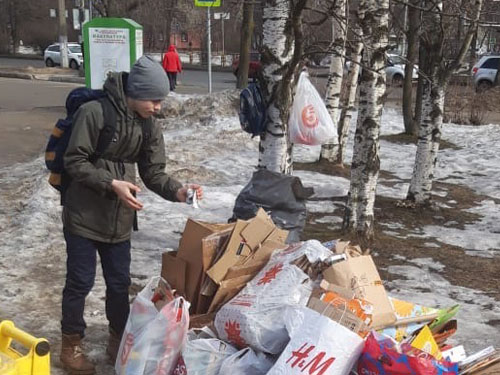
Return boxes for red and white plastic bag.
[215,241,332,354]
[267,307,364,375]
[289,72,336,145]
[115,277,190,375]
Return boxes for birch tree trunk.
[402,0,421,135]
[320,0,347,162]
[258,0,307,174]
[343,0,389,239]
[407,0,483,204]
[237,1,255,89]
[337,30,363,166]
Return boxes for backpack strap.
[89,97,118,163]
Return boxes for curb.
[0,71,34,80]
[0,70,85,84]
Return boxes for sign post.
[83,18,143,89]
[214,12,230,66]
[195,0,221,93]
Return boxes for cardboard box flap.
[307,296,370,335]
[225,260,268,280]
[323,255,396,329]
[264,227,289,244]
[241,215,276,250]
[207,274,253,313]
[161,251,187,296]
[206,220,252,284]
[244,240,286,264]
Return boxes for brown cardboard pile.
[161,208,288,318]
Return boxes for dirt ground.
[296,140,500,315]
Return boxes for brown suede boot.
[60,334,96,375]
[106,329,121,365]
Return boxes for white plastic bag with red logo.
[267,307,364,375]
[289,71,336,145]
[115,277,190,375]
[214,241,332,354]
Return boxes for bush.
[444,81,499,125]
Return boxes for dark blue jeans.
[61,229,131,337]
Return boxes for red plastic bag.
[357,332,458,375]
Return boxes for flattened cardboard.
[206,220,253,284]
[240,210,276,250]
[323,255,396,329]
[244,240,287,264]
[161,251,187,296]
[225,261,268,280]
[207,274,253,313]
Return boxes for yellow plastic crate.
[0,320,50,375]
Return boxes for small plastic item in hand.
[186,188,199,209]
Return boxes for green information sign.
[195,0,221,7]
[83,18,143,89]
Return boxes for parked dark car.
[232,53,261,78]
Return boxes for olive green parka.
[62,72,182,243]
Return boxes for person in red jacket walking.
[162,45,182,92]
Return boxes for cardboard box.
[207,209,287,284]
[307,295,370,336]
[169,219,233,309]
[161,251,187,296]
[323,255,396,329]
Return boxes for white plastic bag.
[116,277,190,375]
[181,327,238,375]
[267,307,364,375]
[215,240,332,354]
[215,265,312,354]
[218,347,275,375]
[289,72,336,145]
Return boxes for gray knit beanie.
[126,55,169,100]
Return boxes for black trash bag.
[231,169,314,243]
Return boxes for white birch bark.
[408,0,483,204]
[337,32,363,165]
[320,0,347,162]
[258,0,295,174]
[344,0,389,238]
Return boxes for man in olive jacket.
[59,56,202,374]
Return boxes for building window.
[181,32,188,42]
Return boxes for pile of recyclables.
[115,209,500,375]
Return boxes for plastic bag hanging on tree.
[288,71,336,145]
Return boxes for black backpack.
[45,87,118,202]
[239,82,267,137]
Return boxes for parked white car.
[385,54,419,85]
[44,43,83,69]
[472,55,500,91]
[343,54,418,84]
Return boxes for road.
[0,57,329,167]
[0,56,238,93]
[0,77,80,167]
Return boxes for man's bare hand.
[111,180,144,210]
[176,184,203,203]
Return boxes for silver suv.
[472,55,500,91]
[44,43,83,69]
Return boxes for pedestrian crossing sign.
[195,0,221,6]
